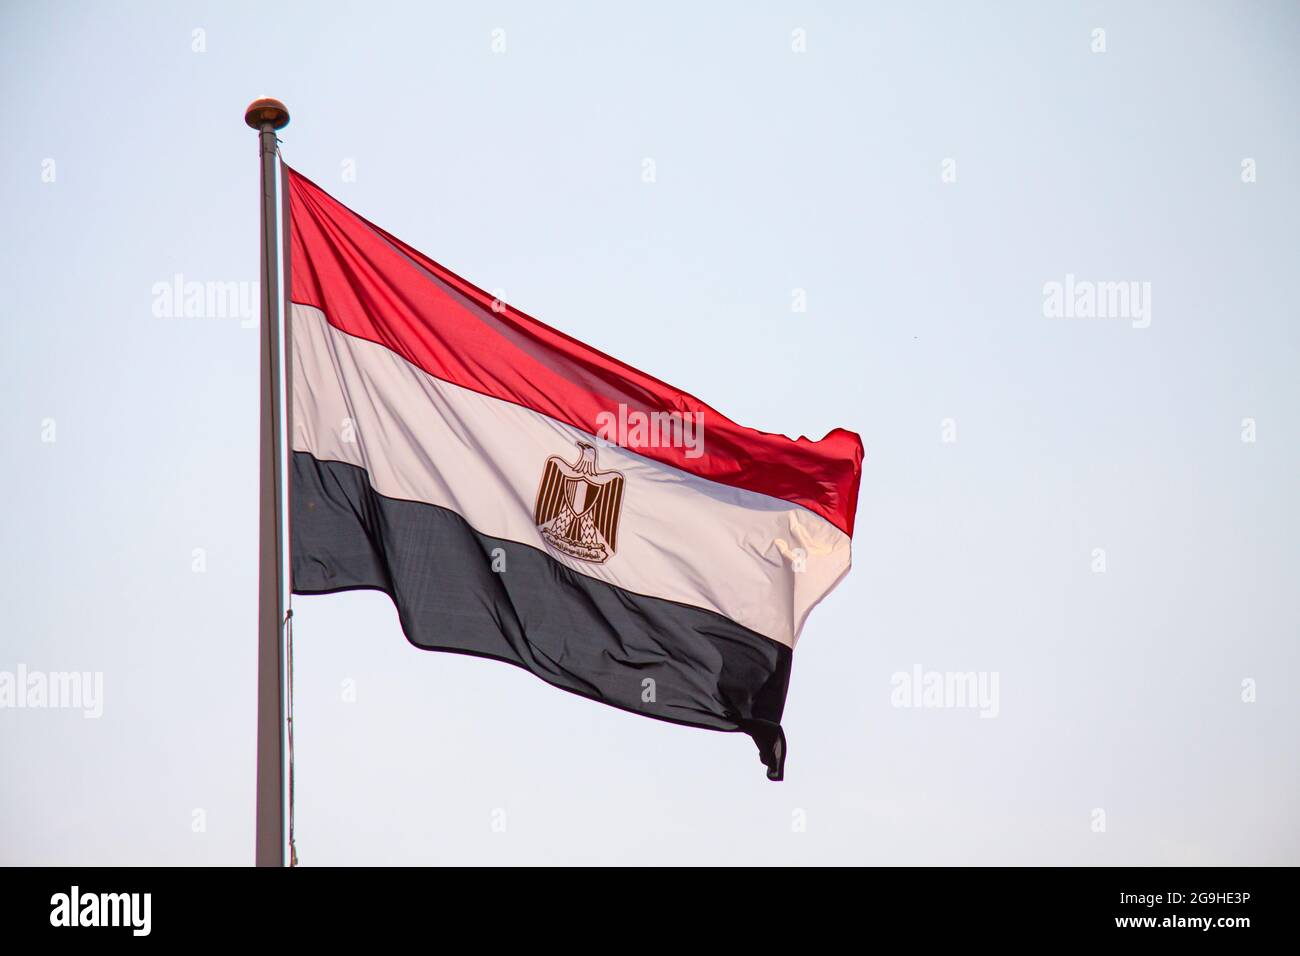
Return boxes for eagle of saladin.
[533,442,625,564]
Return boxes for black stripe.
[290,451,791,779]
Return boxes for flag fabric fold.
[285,165,863,778]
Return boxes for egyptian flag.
[285,166,863,779]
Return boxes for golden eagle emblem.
[533,442,625,564]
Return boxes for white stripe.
[290,303,850,647]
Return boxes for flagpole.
[245,96,291,867]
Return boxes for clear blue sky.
[2,0,1296,864]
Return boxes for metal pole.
[245,96,291,867]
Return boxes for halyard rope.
[284,607,298,867]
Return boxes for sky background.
[2,0,1297,865]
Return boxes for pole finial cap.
[244,97,290,130]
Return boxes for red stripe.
[286,165,863,536]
